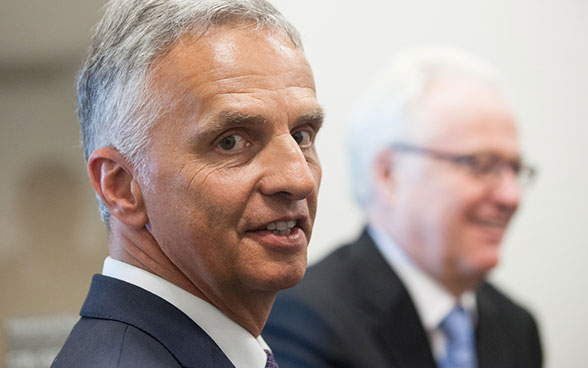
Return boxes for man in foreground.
[264,46,542,368]
[53,0,323,367]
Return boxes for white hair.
[347,45,503,209]
[78,0,303,227]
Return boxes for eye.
[457,154,499,175]
[218,134,247,151]
[462,155,483,170]
[509,159,522,174]
[292,130,312,147]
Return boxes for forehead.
[149,24,316,114]
[409,76,519,153]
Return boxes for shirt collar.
[368,226,477,331]
[102,256,269,368]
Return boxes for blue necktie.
[265,350,279,368]
[439,307,477,368]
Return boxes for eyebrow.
[294,107,325,130]
[201,107,325,136]
[216,111,270,128]
[190,112,267,143]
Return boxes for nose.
[490,168,520,209]
[257,134,318,201]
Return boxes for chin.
[471,252,500,277]
[464,233,502,270]
[256,262,307,292]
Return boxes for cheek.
[145,163,240,245]
[187,160,257,204]
[442,189,491,260]
[201,170,259,227]
[412,182,467,246]
[308,164,322,212]
[430,174,483,222]
[311,156,322,183]
[453,187,489,226]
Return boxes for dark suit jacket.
[263,231,543,368]
[52,274,235,368]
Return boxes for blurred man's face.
[139,25,322,305]
[390,76,520,291]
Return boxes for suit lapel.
[81,275,235,368]
[351,231,437,368]
[475,283,514,368]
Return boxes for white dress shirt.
[102,257,270,368]
[368,226,477,362]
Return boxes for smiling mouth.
[470,217,510,228]
[264,220,297,235]
[248,218,307,249]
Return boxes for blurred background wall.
[0,2,109,366]
[0,0,586,367]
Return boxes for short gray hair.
[347,45,503,208]
[78,0,303,227]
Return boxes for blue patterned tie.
[265,350,279,368]
[439,307,477,368]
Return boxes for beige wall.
[0,3,109,363]
[0,64,108,368]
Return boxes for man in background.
[264,46,542,368]
[53,0,323,367]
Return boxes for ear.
[88,148,148,228]
[372,148,397,204]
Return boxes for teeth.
[266,220,296,234]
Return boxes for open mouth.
[248,217,308,249]
[264,220,297,235]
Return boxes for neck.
[441,272,483,297]
[207,288,276,337]
[107,220,274,337]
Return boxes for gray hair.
[78,0,303,227]
[347,45,503,209]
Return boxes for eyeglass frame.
[389,143,537,186]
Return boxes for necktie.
[439,307,477,368]
[264,350,279,368]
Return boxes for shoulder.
[53,275,234,368]
[267,241,361,337]
[52,317,181,368]
[283,231,385,306]
[273,242,363,322]
[264,232,397,367]
[477,282,540,328]
[476,282,543,366]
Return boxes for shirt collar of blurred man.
[368,225,477,360]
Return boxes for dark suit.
[52,274,235,368]
[264,231,542,368]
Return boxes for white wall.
[272,1,588,367]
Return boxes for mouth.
[470,217,509,228]
[468,214,513,243]
[247,216,309,250]
[264,220,298,235]
[469,206,515,228]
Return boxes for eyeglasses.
[390,143,537,186]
